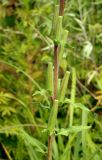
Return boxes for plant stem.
[67,68,76,160]
[59,0,65,16]
[48,1,65,160]
[48,135,54,160]
[54,44,59,99]
[69,68,76,127]
[47,38,59,160]
[82,110,88,160]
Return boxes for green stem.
[67,68,76,160]
[54,44,59,99]
[47,40,59,160]
[47,39,59,160]
[48,1,65,160]
[82,110,88,160]
[69,68,76,127]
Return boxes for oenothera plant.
[46,1,90,160]
[47,1,68,160]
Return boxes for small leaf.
[82,41,93,59]
[57,126,91,136]
[55,16,63,43]
[59,71,70,102]
[47,62,53,94]
[64,99,90,112]
[48,100,58,135]
[59,29,69,61]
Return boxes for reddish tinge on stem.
[59,0,65,16]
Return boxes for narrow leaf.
[59,71,70,102]
[48,100,58,135]
[57,126,91,136]
[55,16,63,44]
[47,62,54,94]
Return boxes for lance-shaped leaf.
[59,71,70,102]
[82,109,89,159]
[57,126,91,136]
[59,29,69,61]
[48,100,58,135]
[53,5,59,35]
[54,16,63,45]
[58,78,61,96]
[69,68,76,127]
[47,62,53,94]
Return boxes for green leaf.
[48,100,58,135]
[20,130,47,154]
[64,99,90,112]
[82,41,93,59]
[47,62,53,94]
[59,71,70,102]
[55,16,63,43]
[57,126,91,136]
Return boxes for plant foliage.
[0,0,102,160]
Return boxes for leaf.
[33,89,50,105]
[0,106,16,116]
[53,139,59,160]
[87,71,97,85]
[47,62,53,94]
[59,71,70,102]
[75,18,85,32]
[54,16,63,44]
[82,41,93,59]
[64,99,90,112]
[2,143,13,160]
[57,126,91,136]
[48,100,58,135]
[20,130,47,154]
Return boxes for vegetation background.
[0,0,102,160]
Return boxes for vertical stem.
[82,110,88,160]
[48,135,54,160]
[54,44,59,99]
[69,68,76,127]
[73,132,81,160]
[67,68,76,160]
[47,45,59,160]
[48,1,65,160]
[47,40,59,160]
[59,0,65,16]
